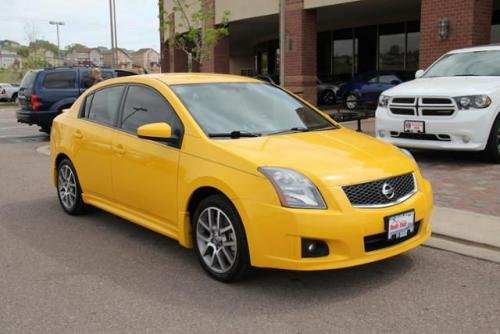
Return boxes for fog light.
[301,239,329,258]
[462,135,470,143]
[378,130,386,138]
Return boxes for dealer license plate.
[386,211,415,240]
[404,120,425,133]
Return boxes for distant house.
[0,40,21,50]
[102,48,133,69]
[132,48,160,72]
[0,49,22,69]
[65,48,103,67]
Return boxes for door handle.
[74,130,83,139]
[113,144,125,155]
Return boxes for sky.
[0,0,160,52]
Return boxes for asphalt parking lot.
[1,106,499,333]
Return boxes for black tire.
[483,114,500,163]
[345,92,358,110]
[192,194,250,282]
[40,125,51,134]
[321,90,336,105]
[56,158,86,215]
[11,93,18,103]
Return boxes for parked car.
[376,45,500,163]
[51,73,432,282]
[0,83,19,102]
[17,67,136,133]
[337,71,409,110]
[254,75,340,105]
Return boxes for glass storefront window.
[332,29,357,81]
[492,11,500,43]
[406,21,420,71]
[379,23,405,71]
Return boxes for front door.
[111,84,183,230]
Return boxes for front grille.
[421,109,454,116]
[388,96,456,117]
[392,97,415,104]
[421,97,453,104]
[342,173,416,208]
[364,221,421,252]
[390,132,451,141]
[390,108,415,115]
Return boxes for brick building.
[161,0,500,104]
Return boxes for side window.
[379,74,400,84]
[88,85,125,126]
[120,85,182,137]
[42,71,76,89]
[81,93,94,118]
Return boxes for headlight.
[378,95,390,107]
[399,148,415,162]
[454,95,491,109]
[259,167,326,209]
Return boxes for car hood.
[212,128,415,188]
[385,76,500,96]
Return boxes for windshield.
[170,83,337,137]
[423,50,500,77]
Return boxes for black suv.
[17,67,135,133]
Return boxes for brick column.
[200,0,230,73]
[420,0,493,68]
[284,0,317,105]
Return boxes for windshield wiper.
[208,130,262,139]
[267,127,309,135]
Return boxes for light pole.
[49,21,65,61]
[108,0,118,68]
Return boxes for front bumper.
[236,178,432,271]
[375,106,497,151]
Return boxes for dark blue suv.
[17,67,135,133]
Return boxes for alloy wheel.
[195,206,237,274]
[58,164,77,210]
[346,94,357,110]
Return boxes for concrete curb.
[36,145,50,156]
[426,206,500,263]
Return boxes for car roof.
[149,73,261,85]
[448,44,500,54]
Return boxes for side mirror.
[415,69,425,79]
[137,122,176,143]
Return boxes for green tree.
[159,0,230,71]
[65,43,88,52]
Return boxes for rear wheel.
[192,194,250,282]
[11,93,18,103]
[345,92,358,110]
[57,158,86,215]
[483,115,500,163]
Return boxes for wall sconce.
[438,17,449,41]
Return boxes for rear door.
[73,85,126,201]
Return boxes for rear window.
[42,71,76,89]
[20,71,38,89]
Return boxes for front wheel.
[483,115,500,163]
[11,93,18,103]
[57,158,86,215]
[321,90,336,105]
[192,195,250,282]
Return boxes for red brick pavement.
[342,118,500,217]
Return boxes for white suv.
[375,45,500,163]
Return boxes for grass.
[0,70,24,84]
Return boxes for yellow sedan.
[50,73,433,282]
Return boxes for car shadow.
[1,196,415,315]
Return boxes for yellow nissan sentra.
[50,73,432,282]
